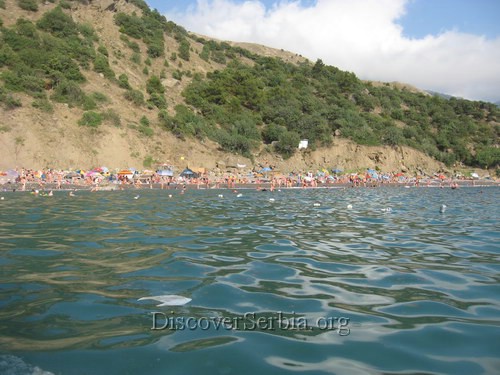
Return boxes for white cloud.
[166,0,500,102]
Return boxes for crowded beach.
[1,164,497,193]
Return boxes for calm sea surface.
[0,187,499,375]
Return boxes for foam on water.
[0,355,54,375]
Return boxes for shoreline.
[1,180,498,193]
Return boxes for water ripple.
[0,187,499,374]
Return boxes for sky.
[145,0,500,103]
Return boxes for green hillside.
[1,0,499,170]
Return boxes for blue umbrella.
[261,167,272,172]
[331,168,343,174]
[367,169,378,179]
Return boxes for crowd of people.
[0,166,494,192]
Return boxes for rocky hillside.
[0,0,498,174]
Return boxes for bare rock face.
[368,152,384,163]
[101,0,117,11]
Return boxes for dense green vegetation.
[0,7,101,107]
[114,1,187,59]
[180,57,499,167]
[17,0,38,12]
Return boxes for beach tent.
[180,168,198,178]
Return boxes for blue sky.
[397,0,500,39]
[145,0,500,102]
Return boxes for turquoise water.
[0,187,499,374]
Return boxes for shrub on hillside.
[178,39,190,61]
[140,115,150,127]
[146,75,164,94]
[274,130,300,159]
[17,0,38,12]
[93,54,115,80]
[118,74,131,90]
[130,53,141,65]
[91,91,108,104]
[124,89,145,106]
[37,6,78,38]
[147,42,163,58]
[51,80,85,106]
[102,109,121,127]
[262,124,286,144]
[0,87,22,109]
[59,0,71,9]
[32,98,54,113]
[148,92,167,109]
[78,111,102,128]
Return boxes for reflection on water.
[0,187,499,374]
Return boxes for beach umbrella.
[118,170,134,179]
[367,169,378,179]
[331,168,343,174]
[6,169,19,178]
[261,167,272,172]
[85,171,101,177]
[180,168,198,178]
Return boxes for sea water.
[0,187,499,375]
